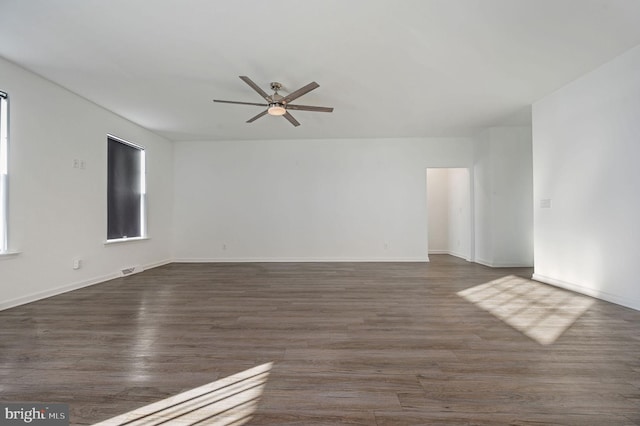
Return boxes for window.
[107,135,146,241]
[0,91,8,253]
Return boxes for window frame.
[0,91,9,253]
[106,134,147,243]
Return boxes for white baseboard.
[428,250,471,262]
[0,259,172,311]
[474,258,491,267]
[475,258,533,268]
[173,257,428,263]
[142,258,173,270]
[0,272,120,312]
[449,251,471,262]
[532,273,640,312]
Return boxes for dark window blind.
[107,137,142,240]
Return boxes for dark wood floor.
[1,255,639,425]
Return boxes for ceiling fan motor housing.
[270,82,282,92]
[268,82,286,115]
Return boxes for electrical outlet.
[73,259,81,270]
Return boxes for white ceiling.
[1,0,640,141]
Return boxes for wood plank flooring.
[1,255,639,425]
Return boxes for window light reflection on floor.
[93,362,272,426]
[457,275,595,345]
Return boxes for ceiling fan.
[213,76,333,127]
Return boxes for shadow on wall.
[93,363,273,426]
[457,276,594,345]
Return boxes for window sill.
[104,236,150,246]
[0,250,21,259]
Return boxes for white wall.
[0,57,174,309]
[532,44,640,310]
[474,127,533,267]
[473,130,493,264]
[426,169,449,254]
[447,168,471,260]
[173,138,475,262]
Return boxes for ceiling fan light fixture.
[267,104,286,116]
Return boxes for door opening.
[426,168,472,261]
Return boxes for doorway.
[426,168,472,261]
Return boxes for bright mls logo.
[1,404,68,426]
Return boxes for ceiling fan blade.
[246,109,268,123]
[283,111,300,127]
[239,76,271,101]
[214,99,268,107]
[285,104,334,113]
[281,82,319,104]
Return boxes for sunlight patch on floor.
[457,275,594,345]
[93,362,272,426]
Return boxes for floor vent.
[120,265,143,277]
